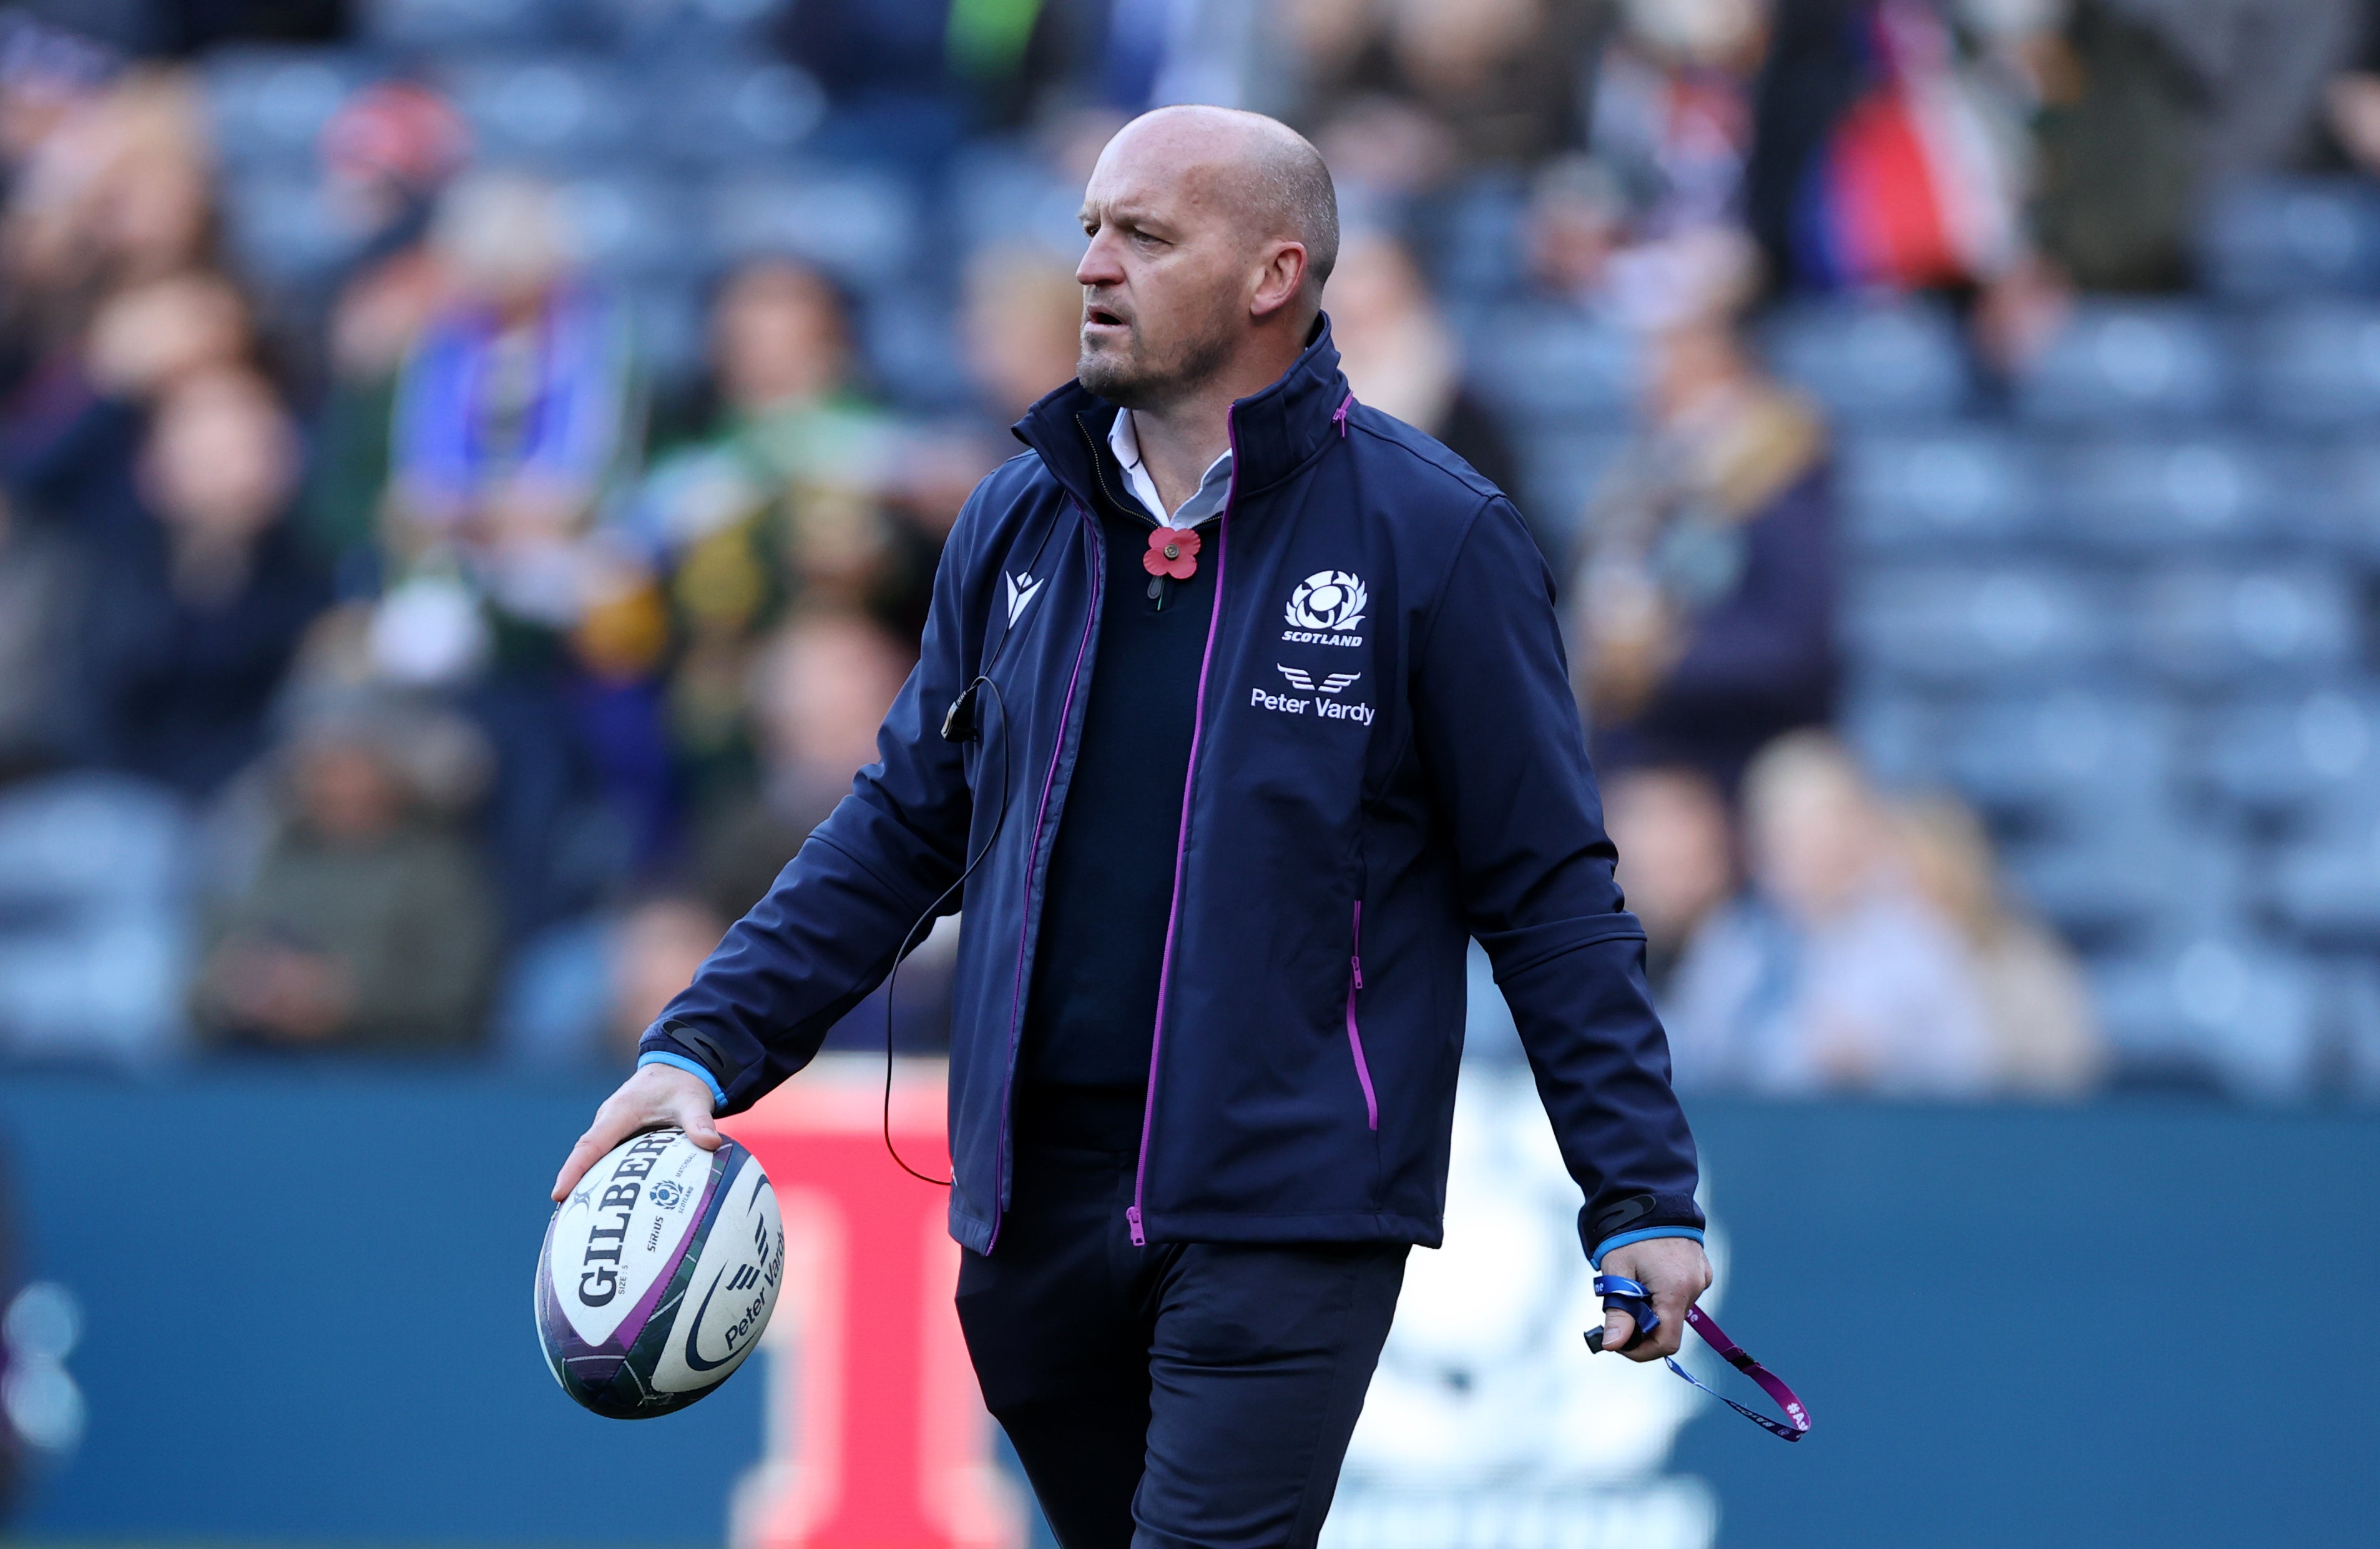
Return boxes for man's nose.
[1076,226,1124,288]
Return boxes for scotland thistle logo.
[649,1178,689,1209]
[1286,571,1366,632]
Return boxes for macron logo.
[1006,571,1043,625]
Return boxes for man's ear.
[1248,240,1310,321]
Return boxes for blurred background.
[0,0,2376,1545]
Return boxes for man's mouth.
[1084,303,1129,334]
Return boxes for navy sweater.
[1020,475,1215,1100]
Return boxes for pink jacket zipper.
[1128,413,1239,1246]
[1346,900,1378,1130]
[987,511,1101,1251]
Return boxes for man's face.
[1074,127,1250,408]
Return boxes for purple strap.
[1670,1306,1812,1442]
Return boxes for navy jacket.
[643,322,1703,1260]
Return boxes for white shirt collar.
[1107,408,1234,527]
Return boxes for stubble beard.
[1077,312,1240,410]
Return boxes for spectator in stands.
[1744,1,2026,295]
[196,699,498,1052]
[1327,233,1518,497]
[2,258,253,547]
[497,608,928,1070]
[388,170,639,572]
[1571,227,1834,793]
[0,486,88,776]
[0,68,222,514]
[1665,731,1994,1097]
[963,245,1085,424]
[604,893,730,1065]
[635,258,918,805]
[1603,765,1735,1000]
[2007,0,2202,297]
[82,363,330,802]
[1,69,215,314]
[1287,0,1604,194]
[1896,791,2105,1098]
[1587,0,1765,239]
[301,79,471,580]
[1525,154,1634,301]
[693,608,914,921]
[381,170,666,932]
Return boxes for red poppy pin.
[1143,526,1201,580]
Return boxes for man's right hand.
[552,1063,722,1201]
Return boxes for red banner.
[723,1058,1021,1549]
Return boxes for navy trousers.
[956,1104,1408,1549]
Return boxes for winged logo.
[1278,665,1363,695]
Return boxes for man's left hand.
[1596,1236,1713,1363]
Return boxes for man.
[554,107,1711,1549]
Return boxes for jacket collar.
[1012,314,1352,516]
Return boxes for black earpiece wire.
[880,673,1008,1185]
[878,504,1065,1185]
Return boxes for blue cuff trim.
[638,1052,725,1111]
[1589,1226,1705,1269]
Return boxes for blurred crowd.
[12,0,2380,1098]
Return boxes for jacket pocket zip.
[1346,901,1378,1131]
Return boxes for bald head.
[1125,105,1340,291]
[1074,107,1340,410]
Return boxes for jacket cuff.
[1576,1190,1703,1266]
[636,1051,726,1111]
[1589,1226,1704,1268]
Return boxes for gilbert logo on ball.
[536,1127,783,1419]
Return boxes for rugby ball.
[536,1127,783,1419]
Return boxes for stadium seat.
[360,0,575,49]
[1761,295,1969,426]
[707,168,921,292]
[217,175,361,288]
[203,47,378,174]
[951,140,1097,263]
[2085,936,2319,1099]
[2295,439,2380,557]
[1941,689,2177,824]
[442,55,638,170]
[624,279,708,387]
[2000,808,2229,942]
[2321,961,2380,1100]
[2193,688,2380,817]
[2015,302,2231,424]
[585,0,788,46]
[1838,428,2038,554]
[636,52,825,168]
[1839,685,1949,791]
[2128,565,2359,685]
[1426,174,1529,301]
[0,775,193,1068]
[1463,302,1637,434]
[2199,177,2380,301]
[2266,813,2380,944]
[862,301,974,414]
[554,175,699,282]
[1511,429,1627,553]
[2034,433,2280,552]
[1843,565,2110,686]
[2240,302,2380,429]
